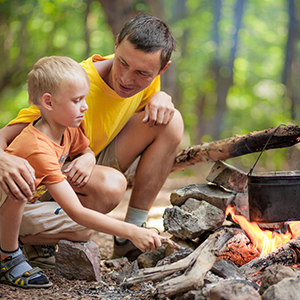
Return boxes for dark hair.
[117,14,176,71]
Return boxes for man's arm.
[0,123,36,200]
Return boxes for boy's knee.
[71,229,94,242]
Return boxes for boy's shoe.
[0,253,52,289]
[21,244,57,269]
[112,237,142,261]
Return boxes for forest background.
[0,0,300,177]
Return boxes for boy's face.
[109,39,164,98]
[51,78,89,128]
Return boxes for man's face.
[110,39,162,98]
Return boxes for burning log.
[240,236,300,281]
[171,124,300,173]
[122,227,238,299]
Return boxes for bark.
[171,124,300,173]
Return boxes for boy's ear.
[41,93,53,110]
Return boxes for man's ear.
[41,93,53,110]
[114,35,119,51]
[158,61,172,75]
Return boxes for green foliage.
[1,0,300,172]
[0,0,114,127]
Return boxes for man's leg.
[112,109,183,259]
[117,109,183,212]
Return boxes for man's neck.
[93,58,113,89]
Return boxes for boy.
[0,56,161,289]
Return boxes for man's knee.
[163,109,184,144]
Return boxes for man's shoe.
[112,237,142,261]
[21,244,57,269]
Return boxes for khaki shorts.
[97,137,139,179]
[0,187,85,236]
[16,137,139,237]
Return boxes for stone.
[261,276,300,300]
[55,240,101,282]
[259,265,298,294]
[163,200,225,240]
[137,246,166,268]
[209,281,261,300]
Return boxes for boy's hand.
[130,227,162,253]
[63,151,95,187]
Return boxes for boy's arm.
[46,180,161,252]
[62,147,96,187]
[0,123,35,200]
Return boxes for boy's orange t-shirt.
[5,122,90,202]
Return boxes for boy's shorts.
[0,186,85,236]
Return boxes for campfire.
[121,161,300,299]
[226,205,300,256]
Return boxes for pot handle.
[247,124,285,177]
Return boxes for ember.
[226,205,300,256]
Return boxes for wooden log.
[206,161,248,192]
[122,227,238,298]
[126,125,300,188]
[171,125,300,173]
[239,236,300,281]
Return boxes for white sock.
[125,206,149,227]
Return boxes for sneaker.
[112,237,143,261]
[21,244,57,269]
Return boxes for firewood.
[206,161,248,192]
[126,125,300,188]
[240,236,300,281]
[171,124,300,173]
[122,227,238,298]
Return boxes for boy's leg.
[0,192,51,288]
[18,165,127,266]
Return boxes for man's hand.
[142,91,175,128]
[63,149,96,187]
[0,152,35,201]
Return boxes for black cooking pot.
[247,124,300,223]
[248,170,300,222]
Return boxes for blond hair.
[28,56,90,105]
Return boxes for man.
[0,14,184,263]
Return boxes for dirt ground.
[0,169,210,300]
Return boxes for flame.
[225,205,300,256]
